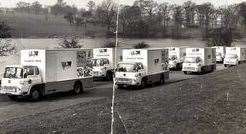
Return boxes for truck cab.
[0,49,94,101]
[223,54,239,66]
[114,48,169,89]
[182,57,203,73]
[0,65,41,97]
[115,62,145,86]
[182,47,216,74]
[169,55,178,69]
[91,58,112,79]
[92,48,122,80]
[212,46,226,63]
[168,47,186,70]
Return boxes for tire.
[30,89,41,101]
[224,64,227,67]
[212,65,216,71]
[201,66,206,74]
[183,71,188,75]
[106,71,113,81]
[139,78,147,89]
[117,84,124,89]
[160,75,165,85]
[73,82,83,94]
[178,63,183,71]
[8,95,18,101]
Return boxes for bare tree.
[120,6,142,37]
[96,0,117,31]
[31,1,42,14]
[238,2,246,30]
[172,5,184,38]
[196,3,214,38]
[87,1,96,13]
[16,1,31,13]
[133,0,158,16]
[183,1,196,27]
[157,2,172,36]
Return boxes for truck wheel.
[117,84,123,89]
[183,71,188,75]
[160,75,165,84]
[73,82,82,94]
[212,65,216,71]
[106,71,113,81]
[8,95,18,101]
[139,79,147,89]
[30,89,41,101]
[178,63,183,70]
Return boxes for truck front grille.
[183,67,196,71]
[1,86,19,92]
[116,78,132,82]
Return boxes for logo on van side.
[192,48,200,52]
[61,61,72,70]
[99,49,107,53]
[29,51,39,56]
[131,51,141,55]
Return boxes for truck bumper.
[114,78,140,86]
[182,67,201,72]
[0,86,28,96]
[93,71,106,78]
[223,61,237,65]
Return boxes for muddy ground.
[0,64,246,134]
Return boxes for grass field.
[0,12,107,38]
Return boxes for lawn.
[0,12,107,38]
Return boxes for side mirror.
[28,79,32,84]
[24,73,28,78]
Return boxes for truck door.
[24,66,42,85]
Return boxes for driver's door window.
[24,67,34,78]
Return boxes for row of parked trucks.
[1,46,245,100]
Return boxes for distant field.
[0,12,107,38]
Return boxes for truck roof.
[118,61,141,64]
[123,48,168,50]
[6,65,24,68]
[21,48,92,51]
[186,47,213,49]
[5,65,37,68]
[167,46,189,48]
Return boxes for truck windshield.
[4,67,23,79]
[92,59,109,67]
[170,55,177,61]
[116,63,136,72]
[184,57,201,63]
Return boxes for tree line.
[7,0,246,46]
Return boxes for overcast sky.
[0,0,244,8]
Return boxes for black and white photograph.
[0,0,245,133]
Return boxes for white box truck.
[168,47,186,70]
[92,48,122,80]
[182,47,216,74]
[0,49,93,100]
[114,48,169,89]
[212,46,226,62]
[223,47,246,66]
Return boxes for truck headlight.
[135,73,141,77]
[20,81,26,85]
